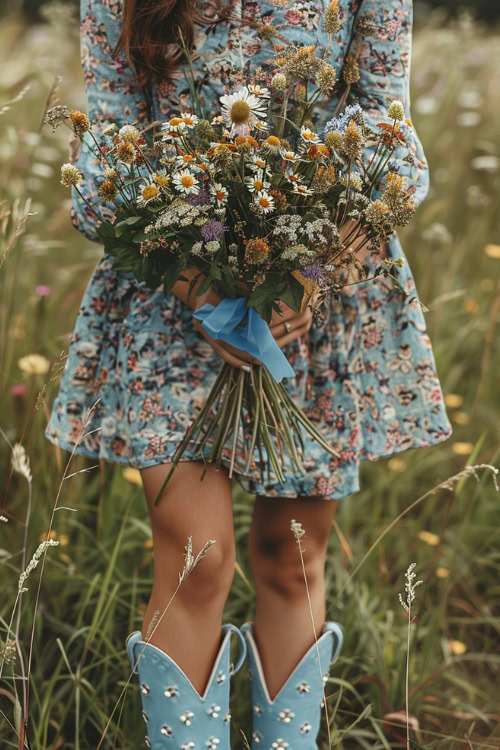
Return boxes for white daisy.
[248,84,271,99]
[211,183,228,205]
[162,115,188,133]
[254,120,269,132]
[254,190,275,214]
[180,112,199,128]
[211,115,225,126]
[176,152,198,168]
[248,155,271,174]
[300,126,321,144]
[281,149,298,162]
[137,182,161,205]
[285,169,303,185]
[292,183,313,196]
[152,170,170,188]
[220,86,267,134]
[172,170,200,195]
[245,171,271,193]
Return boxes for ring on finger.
[284,320,292,334]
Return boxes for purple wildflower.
[301,264,324,282]
[201,219,225,241]
[323,103,365,138]
[186,188,209,206]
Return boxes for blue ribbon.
[193,297,295,382]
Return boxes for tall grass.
[1,7,499,749]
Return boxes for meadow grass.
[1,7,499,749]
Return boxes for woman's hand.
[172,269,312,369]
[193,299,313,370]
[269,301,313,348]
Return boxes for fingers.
[272,320,312,349]
[269,307,312,335]
[270,307,313,344]
[217,340,261,366]
[211,339,253,369]
[193,318,260,369]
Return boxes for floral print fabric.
[45,0,453,499]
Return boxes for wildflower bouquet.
[49,18,420,499]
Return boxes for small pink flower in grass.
[11,384,28,397]
[35,285,51,297]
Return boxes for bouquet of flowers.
[47,21,420,503]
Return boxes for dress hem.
[44,425,453,501]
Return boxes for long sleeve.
[72,0,151,242]
[350,0,429,206]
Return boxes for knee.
[154,533,236,611]
[248,530,327,603]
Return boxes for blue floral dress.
[45,0,453,499]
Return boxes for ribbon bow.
[193,297,295,382]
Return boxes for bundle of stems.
[153,363,339,505]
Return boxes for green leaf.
[253,298,274,324]
[161,256,185,292]
[196,276,213,296]
[280,273,304,313]
[210,265,222,280]
[410,741,428,750]
[108,247,141,273]
[132,231,149,243]
[96,222,116,240]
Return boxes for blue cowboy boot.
[241,621,343,748]
[127,623,247,749]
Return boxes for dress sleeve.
[72,0,150,242]
[349,0,429,207]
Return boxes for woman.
[45,0,453,746]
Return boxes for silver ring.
[284,321,292,334]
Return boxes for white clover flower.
[387,99,406,121]
[271,73,287,91]
[104,167,118,180]
[119,124,141,144]
[205,241,220,254]
[191,241,203,255]
[60,163,81,187]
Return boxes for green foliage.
[0,8,499,750]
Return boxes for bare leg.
[140,462,235,695]
[248,495,338,699]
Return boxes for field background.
[1,2,499,749]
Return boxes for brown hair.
[115,0,234,86]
